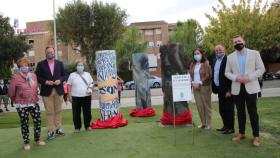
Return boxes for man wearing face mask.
[212,44,234,134]
[0,79,9,112]
[35,46,68,140]
[225,36,265,147]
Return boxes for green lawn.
[0,97,279,158]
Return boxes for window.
[28,50,35,57]
[145,30,153,36]
[147,54,157,68]
[155,29,161,35]
[28,39,34,47]
[156,35,162,41]
[156,41,163,47]
[148,41,154,48]
[58,50,63,56]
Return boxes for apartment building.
[130,21,176,76]
[15,20,82,69]
[16,20,176,75]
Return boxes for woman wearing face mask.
[67,60,94,133]
[189,48,212,129]
[8,57,45,151]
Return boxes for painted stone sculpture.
[129,53,155,117]
[159,44,192,125]
[91,50,128,128]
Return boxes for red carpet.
[160,110,192,125]
[91,113,128,129]
[129,107,156,117]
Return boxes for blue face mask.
[194,54,202,62]
[76,66,84,73]
[216,52,225,59]
[19,66,29,73]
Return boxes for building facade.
[130,21,176,76]
[15,20,82,70]
[16,20,176,75]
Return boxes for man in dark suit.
[36,46,67,140]
[212,44,234,134]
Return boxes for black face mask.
[234,43,245,51]
[46,52,55,59]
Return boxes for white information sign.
[172,74,192,102]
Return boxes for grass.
[0,97,279,158]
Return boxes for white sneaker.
[198,125,206,128]
[204,125,211,129]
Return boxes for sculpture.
[160,43,192,125]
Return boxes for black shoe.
[216,127,227,131]
[222,129,235,134]
[0,109,3,113]
[55,129,65,136]
[47,131,55,140]
[5,108,9,112]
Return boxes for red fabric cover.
[129,107,156,117]
[91,113,128,129]
[160,110,192,125]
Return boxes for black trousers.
[217,89,234,130]
[118,91,121,103]
[233,84,259,137]
[17,104,41,144]
[72,96,92,129]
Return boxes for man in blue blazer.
[36,46,67,140]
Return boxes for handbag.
[78,73,93,95]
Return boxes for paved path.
[2,87,280,113]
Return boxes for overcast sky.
[0,0,271,28]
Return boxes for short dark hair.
[45,45,55,51]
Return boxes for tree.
[56,0,127,69]
[169,19,204,65]
[115,26,147,71]
[262,0,280,49]
[0,14,30,79]
[203,0,280,53]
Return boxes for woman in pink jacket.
[8,58,45,151]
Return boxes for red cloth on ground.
[160,110,192,125]
[129,107,156,117]
[91,113,128,129]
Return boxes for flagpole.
[53,0,58,59]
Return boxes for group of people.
[190,35,265,147]
[6,35,265,151]
[7,45,126,151]
[7,46,95,150]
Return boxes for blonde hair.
[16,57,30,67]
